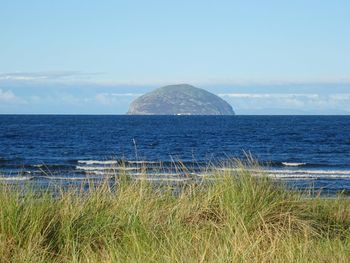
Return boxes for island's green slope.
[127,84,235,115]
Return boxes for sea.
[1,115,350,194]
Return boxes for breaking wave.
[0,176,33,181]
[76,165,140,171]
[77,160,120,165]
[282,162,306,167]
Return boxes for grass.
[0,162,350,262]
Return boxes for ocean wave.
[78,160,161,165]
[42,176,100,181]
[130,172,192,177]
[76,166,112,171]
[76,165,140,171]
[282,162,306,167]
[127,161,160,164]
[216,167,350,179]
[77,160,120,165]
[264,169,350,176]
[219,167,350,175]
[266,173,350,179]
[82,171,116,176]
[135,177,192,182]
[0,176,33,181]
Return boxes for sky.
[1,0,350,114]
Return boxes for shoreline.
[2,161,350,196]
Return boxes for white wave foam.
[76,166,140,171]
[78,160,161,165]
[42,176,100,181]
[216,167,350,179]
[130,172,191,177]
[264,169,350,176]
[77,160,120,165]
[84,171,115,176]
[135,177,191,182]
[127,161,160,164]
[0,176,33,181]
[266,173,350,179]
[219,167,350,175]
[76,166,110,171]
[282,162,306,167]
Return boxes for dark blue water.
[1,115,350,193]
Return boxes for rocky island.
[127,84,235,115]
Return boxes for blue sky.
[1,0,350,114]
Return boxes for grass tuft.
[0,162,349,262]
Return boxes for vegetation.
[0,163,350,262]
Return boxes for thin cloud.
[1,71,350,87]
[204,77,350,86]
[109,93,143,97]
[219,93,320,99]
[219,93,350,113]
[0,89,16,101]
[95,93,142,106]
[0,89,26,104]
[0,71,102,81]
[88,78,350,87]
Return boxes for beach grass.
[0,163,350,262]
